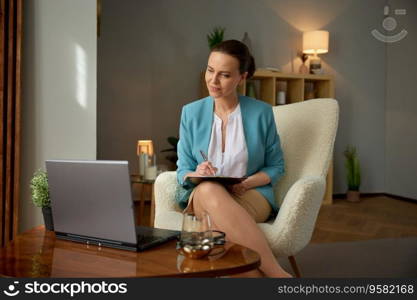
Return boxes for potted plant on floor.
[344,146,361,202]
[30,170,54,230]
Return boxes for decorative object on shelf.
[297,51,309,74]
[303,30,329,74]
[207,27,225,50]
[161,136,179,170]
[304,82,316,99]
[30,170,53,231]
[137,140,157,179]
[145,156,157,180]
[277,91,286,105]
[344,145,361,202]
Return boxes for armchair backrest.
[272,98,339,206]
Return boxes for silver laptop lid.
[46,160,137,245]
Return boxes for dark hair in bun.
[211,40,256,79]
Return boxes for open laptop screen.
[46,160,137,246]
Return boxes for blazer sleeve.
[176,106,197,188]
[259,107,285,185]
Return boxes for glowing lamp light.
[303,30,329,55]
[137,140,154,156]
[302,30,329,74]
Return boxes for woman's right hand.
[196,161,217,176]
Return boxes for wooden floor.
[311,195,417,243]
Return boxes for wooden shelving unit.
[201,69,335,205]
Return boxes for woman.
[175,40,291,278]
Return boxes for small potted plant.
[344,146,361,202]
[30,170,54,230]
[207,27,225,50]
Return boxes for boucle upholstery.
[154,98,339,257]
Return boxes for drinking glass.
[177,212,213,259]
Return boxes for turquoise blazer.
[175,95,285,214]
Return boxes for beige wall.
[20,0,97,232]
[385,0,417,200]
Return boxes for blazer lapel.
[201,96,214,163]
[239,96,256,176]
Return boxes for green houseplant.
[344,146,361,202]
[207,27,225,50]
[30,170,54,230]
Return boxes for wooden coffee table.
[0,226,260,277]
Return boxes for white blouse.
[207,104,248,177]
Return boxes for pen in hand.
[199,150,216,176]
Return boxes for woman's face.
[205,51,247,99]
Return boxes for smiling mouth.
[209,86,221,91]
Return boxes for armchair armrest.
[154,171,183,229]
[154,171,180,214]
[258,176,326,256]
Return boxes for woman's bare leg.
[191,181,291,278]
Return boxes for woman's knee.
[193,181,226,211]
[196,181,224,194]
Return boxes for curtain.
[0,0,22,247]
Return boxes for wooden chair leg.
[288,256,302,278]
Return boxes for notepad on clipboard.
[186,176,247,185]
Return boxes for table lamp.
[137,140,156,179]
[303,30,329,74]
[137,140,154,156]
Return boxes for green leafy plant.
[207,27,225,50]
[344,146,361,191]
[161,136,179,164]
[30,170,50,208]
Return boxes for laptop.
[45,160,180,251]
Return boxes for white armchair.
[154,98,339,277]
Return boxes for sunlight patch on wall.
[75,44,88,109]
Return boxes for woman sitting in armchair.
[175,40,291,278]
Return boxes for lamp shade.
[303,30,329,54]
[137,140,154,156]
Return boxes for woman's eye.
[223,74,230,78]
[207,69,213,73]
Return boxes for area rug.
[278,237,417,277]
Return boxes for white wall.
[386,0,417,200]
[98,0,387,194]
[20,0,97,232]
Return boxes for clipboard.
[186,176,247,185]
